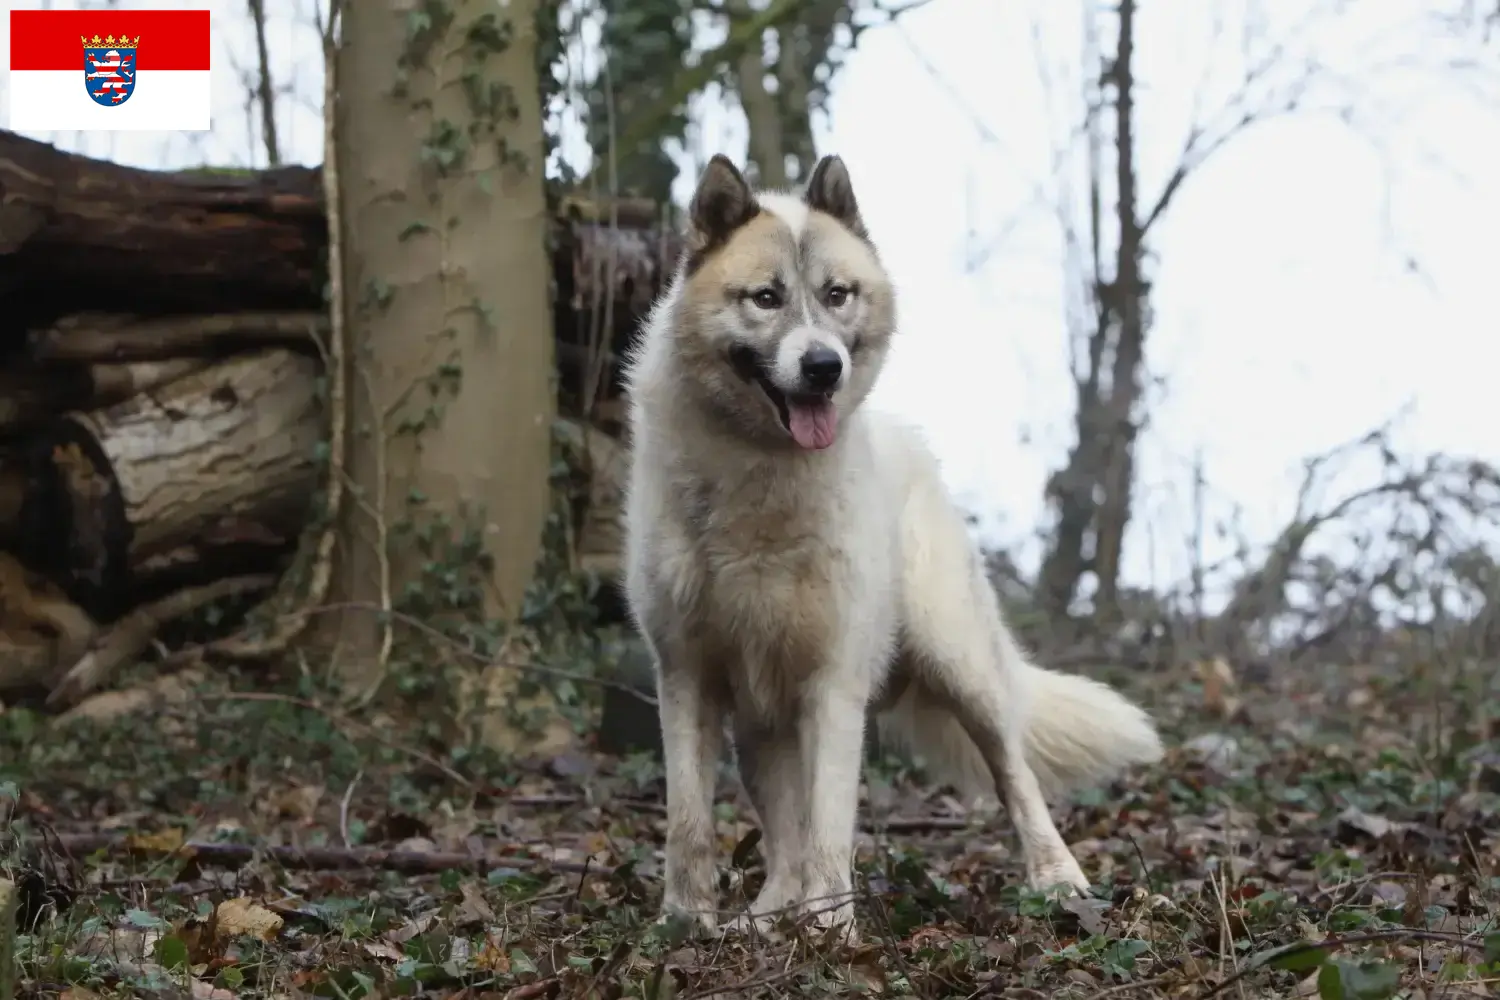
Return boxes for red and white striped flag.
[8,6,211,131]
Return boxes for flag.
[8,8,211,132]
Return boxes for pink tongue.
[787,398,838,449]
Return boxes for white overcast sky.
[4,0,1497,610]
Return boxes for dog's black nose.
[800,346,843,390]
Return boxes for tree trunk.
[1090,0,1144,624]
[331,0,557,718]
[730,0,788,189]
[14,349,320,618]
[1036,0,1148,624]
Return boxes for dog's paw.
[655,899,718,939]
[1025,855,1091,897]
[801,878,859,943]
[718,910,787,942]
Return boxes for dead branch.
[41,811,975,879]
[1206,410,1500,662]
[0,552,98,694]
[46,835,592,876]
[46,574,278,709]
[247,0,281,168]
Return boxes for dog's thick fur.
[622,153,1164,933]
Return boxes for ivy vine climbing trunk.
[329,0,557,743]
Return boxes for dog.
[621,152,1164,934]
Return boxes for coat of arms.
[82,34,139,107]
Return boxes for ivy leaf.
[154,934,189,970]
[1259,941,1333,973]
[1317,959,1401,1000]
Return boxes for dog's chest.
[678,476,852,674]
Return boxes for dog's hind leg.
[651,633,730,932]
[896,509,1089,895]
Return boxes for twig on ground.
[1080,976,1179,1000]
[681,960,819,1000]
[1197,929,1492,999]
[45,834,589,876]
[339,766,362,849]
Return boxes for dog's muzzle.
[727,343,841,450]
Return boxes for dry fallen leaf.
[266,783,324,823]
[454,880,496,926]
[214,897,284,942]
[1198,656,1241,718]
[473,932,512,973]
[125,828,185,853]
[190,980,236,1000]
[364,940,405,961]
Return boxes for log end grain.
[14,413,130,620]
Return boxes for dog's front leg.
[732,716,806,932]
[654,641,727,933]
[798,674,868,934]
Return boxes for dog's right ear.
[687,154,757,262]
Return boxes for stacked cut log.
[0,129,678,707]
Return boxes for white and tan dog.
[621,153,1163,933]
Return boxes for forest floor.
[3,643,1498,1000]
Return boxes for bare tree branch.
[247,0,282,167]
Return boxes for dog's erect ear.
[803,154,867,240]
[687,154,757,261]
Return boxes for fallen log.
[0,454,23,545]
[30,312,326,364]
[0,369,93,429]
[13,349,322,618]
[0,131,324,321]
[1,361,208,431]
[1,130,681,363]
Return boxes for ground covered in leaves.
[3,648,1499,999]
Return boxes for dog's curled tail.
[876,661,1164,805]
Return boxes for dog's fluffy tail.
[875,660,1164,806]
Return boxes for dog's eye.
[750,287,782,310]
[826,284,852,308]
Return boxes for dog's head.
[667,153,895,451]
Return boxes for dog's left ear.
[803,155,867,240]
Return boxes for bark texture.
[331,0,556,685]
[14,350,318,618]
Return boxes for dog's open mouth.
[730,345,839,450]
[758,378,838,450]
